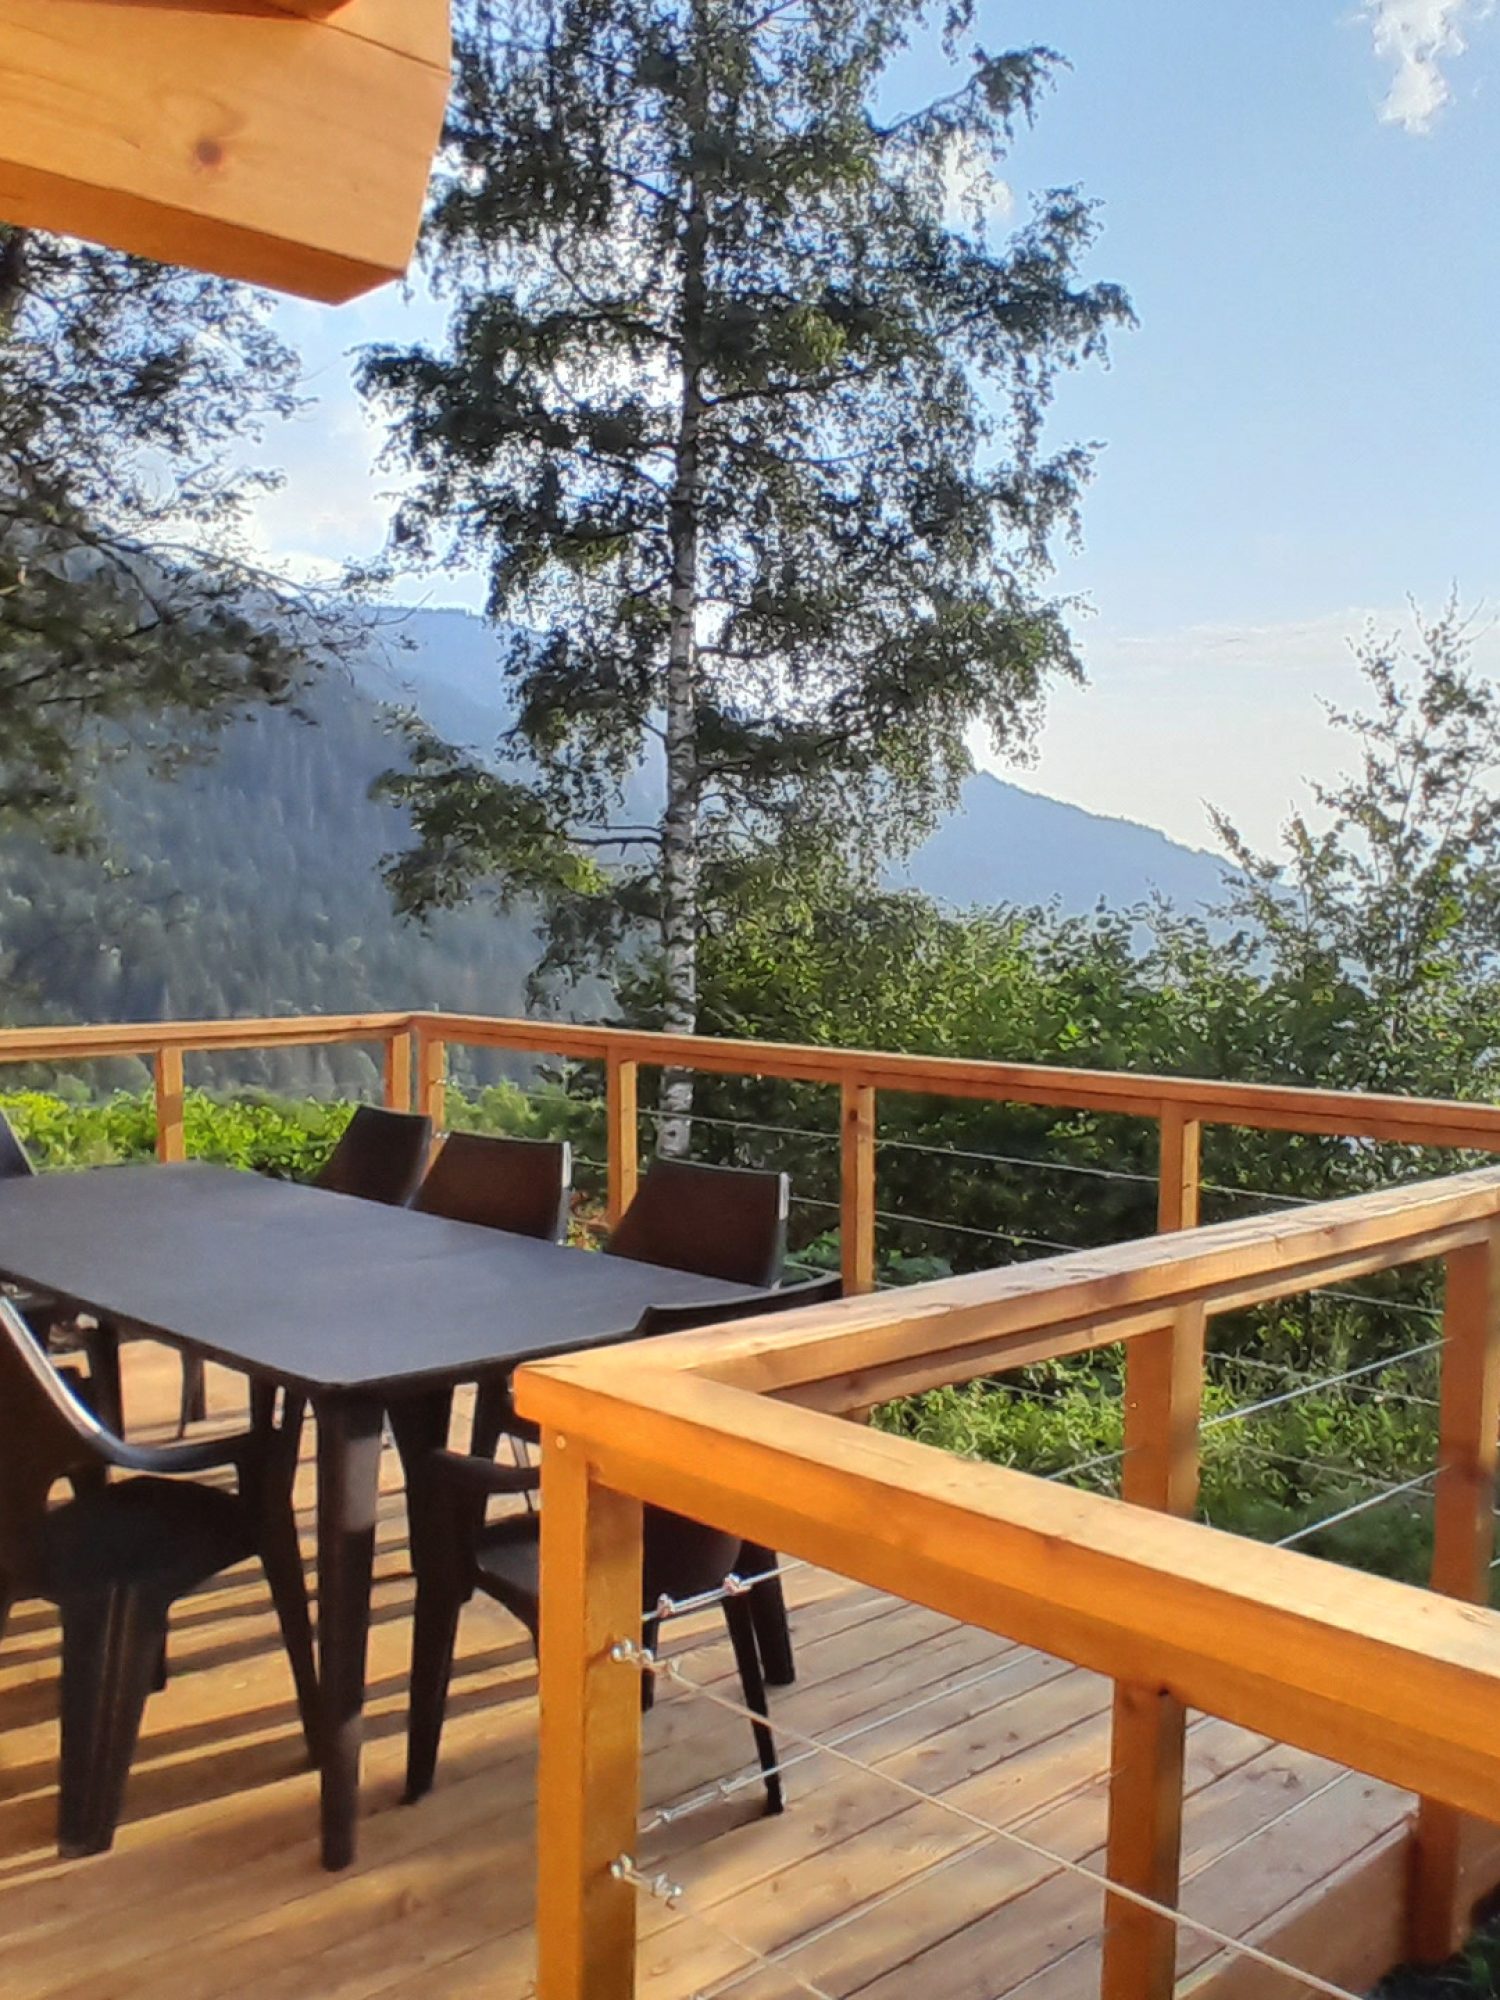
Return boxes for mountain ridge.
[365,605,1230,916]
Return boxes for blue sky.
[250,0,1498,854]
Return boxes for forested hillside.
[0,660,539,1092]
[1,605,1229,1092]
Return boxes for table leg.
[387,1387,456,1582]
[313,1390,384,1871]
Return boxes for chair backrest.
[605,1158,789,1288]
[413,1132,571,1242]
[634,1276,841,1609]
[0,1298,110,1587]
[0,1111,35,1182]
[641,1507,746,1616]
[632,1272,843,1341]
[314,1106,432,1207]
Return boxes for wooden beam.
[14,1007,1500,1153]
[1411,1229,1500,1962]
[0,1,448,303]
[414,1031,446,1131]
[534,1436,643,2000]
[411,1011,1500,1151]
[515,1361,1500,1825]
[576,1167,1500,1409]
[1156,1106,1202,1234]
[0,1013,412,1061]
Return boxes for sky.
[248,0,1499,857]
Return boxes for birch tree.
[361,0,1130,1140]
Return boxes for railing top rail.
[5,1005,1500,1151]
[0,1013,415,1060]
[416,1010,1500,1149]
[527,1164,1500,1411]
[524,1361,1500,1822]
[516,1165,1500,1827]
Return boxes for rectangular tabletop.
[0,1161,757,1393]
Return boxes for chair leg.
[470,1375,509,1461]
[57,1586,170,1858]
[78,1320,125,1437]
[259,1508,319,1766]
[404,1563,466,1804]
[740,1541,796,1687]
[722,1593,783,1816]
[177,1353,207,1434]
[640,1612,660,1716]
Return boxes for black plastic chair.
[177,1105,434,1430]
[403,1451,783,1816]
[315,1105,433,1206]
[0,1111,132,1433]
[403,1275,842,1808]
[605,1158,790,1287]
[413,1132,571,1243]
[0,1111,48,1326]
[414,1133,573,1461]
[0,1297,317,1857]
[467,1167,811,1466]
[634,1275,843,1690]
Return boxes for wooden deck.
[3,1346,1496,2000]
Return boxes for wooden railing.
[7,1005,1500,1294]
[515,1169,1500,2000]
[7,1007,1500,1990]
[0,1013,414,1165]
[7,1009,1500,1283]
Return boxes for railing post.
[1103,1100,1204,2000]
[1102,1301,1205,2000]
[606,1053,639,1229]
[415,1029,446,1130]
[535,1432,644,2000]
[1410,1226,1500,1963]
[154,1045,185,1162]
[383,1027,413,1113]
[840,1077,876,1296]
[1156,1104,1202,1234]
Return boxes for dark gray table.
[0,1162,756,1867]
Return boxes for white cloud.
[1361,0,1488,133]
[940,134,1014,233]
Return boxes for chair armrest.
[429,1450,541,1499]
[98,1429,255,1478]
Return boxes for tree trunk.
[656,39,710,1160]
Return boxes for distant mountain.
[896,770,1228,916]
[1,603,1234,1084]
[369,606,1231,918]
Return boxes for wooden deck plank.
[2,1342,1494,2000]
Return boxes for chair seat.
[38,1477,255,1602]
[473,1514,544,1610]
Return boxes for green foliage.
[0,1088,351,1179]
[1215,601,1500,1101]
[360,0,1130,1033]
[1378,1920,1500,1997]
